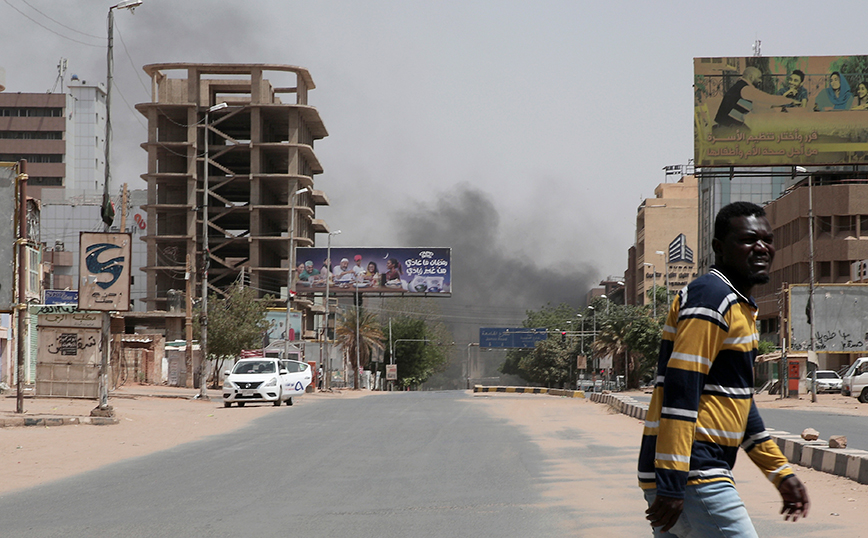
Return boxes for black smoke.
[396,184,599,346]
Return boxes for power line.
[3,0,102,47]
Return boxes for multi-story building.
[0,80,149,306]
[753,174,868,372]
[627,174,699,308]
[135,63,330,338]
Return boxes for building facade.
[628,174,699,308]
[135,63,330,338]
[753,175,868,372]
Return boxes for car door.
[282,360,312,395]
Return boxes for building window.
[817,216,832,237]
[0,107,62,117]
[0,154,63,163]
[837,215,856,238]
[0,131,62,139]
[28,177,63,186]
[860,215,868,237]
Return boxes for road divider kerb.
[473,385,585,398]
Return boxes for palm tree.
[592,305,634,389]
[335,307,385,389]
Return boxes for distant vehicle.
[806,370,842,393]
[222,357,312,408]
[842,357,868,402]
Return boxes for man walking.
[639,202,809,536]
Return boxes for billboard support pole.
[807,173,817,403]
[15,160,27,414]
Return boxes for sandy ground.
[2,385,868,536]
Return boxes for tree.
[385,317,449,389]
[500,303,580,386]
[335,307,385,389]
[194,281,273,387]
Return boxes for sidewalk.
[0,384,224,427]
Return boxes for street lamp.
[285,186,309,360]
[656,250,670,304]
[589,305,597,392]
[601,294,610,315]
[104,0,143,230]
[323,230,341,390]
[197,101,227,401]
[643,262,657,318]
[466,342,479,389]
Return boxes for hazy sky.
[2,0,865,331]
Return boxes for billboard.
[479,328,548,349]
[263,308,303,345]
[695,55,868,167]
[78,232,132,311]
[789,284,868,353]
[294,247,451,296]
[0,163,15,311]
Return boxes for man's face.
[340,260,349,270]
[714,215,775,290]
[788,74,802,89]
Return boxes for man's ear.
[711,237,722,257]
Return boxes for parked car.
[806,370,842,393]
[841,357,868,402]
[222,357,312,408]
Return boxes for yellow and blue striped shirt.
[638,268,793,498]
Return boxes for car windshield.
[232,360,276,374]
[817,371,839,379]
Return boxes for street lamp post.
[285,186,309,360]
[197,102,227,400]
[323,230,341,390]
[466,342,479,389]
[656,250,669,303]
[589,305,596,391]
[104,0,142,232]
[643,262,657,319]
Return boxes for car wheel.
[224,401,231,408]
[286,397,293,406]
[859,389,868,404]
[237,402,245,407]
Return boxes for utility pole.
[15,160,27,414]
[185,254,193,390]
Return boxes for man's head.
[743,66,763,86]
[304,261,314,270]
[789,70,805,88]
[340,258,349,270]
[712,202,775,294]
[354,254,362,265]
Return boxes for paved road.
[0,392,570,538]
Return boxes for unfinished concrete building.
[135,64,329,336]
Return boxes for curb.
[587,392,868,485]
[0,415,119,427]
[473,385,585,398]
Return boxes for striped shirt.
[637,268,793,498]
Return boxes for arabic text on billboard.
[695,55,868,167]
[294,247,451,296]
[479,328,548,349]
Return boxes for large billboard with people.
[294,247,451,297]
[695,55,868,167]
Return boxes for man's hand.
[778,476,810,521]
[645,495,683,532]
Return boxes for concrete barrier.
[472,385,584,398]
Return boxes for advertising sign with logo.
[695,55,868,167]
[294,247,451,297]
[78,232,132,311]
[386,364,397,381]
[264,309,303,345]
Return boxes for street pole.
[323,230,341,390]
[15,160,27,414]
[466,342,479,389]
[285,186,309,360]
[389,318,393,391]
[808,173,817,403]
[644,262,657,319]
[355,282,361,389]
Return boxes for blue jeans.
[643,481,758,537]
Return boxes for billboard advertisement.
[78,232,132,311]
[695,55,868,167]
[263,308,303,345]
[294,247,451,296]
[479,328,548,349]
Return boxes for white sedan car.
[222,358,312,408]
[807,370,843,393]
